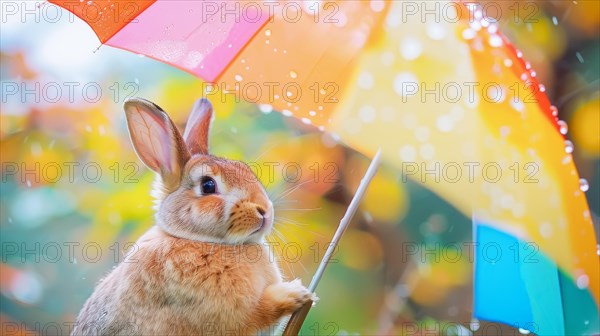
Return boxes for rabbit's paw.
[265,279,313,313]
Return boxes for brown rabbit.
[72,98,313,335]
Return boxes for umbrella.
[49,0,599,333]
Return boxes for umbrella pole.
[281,149,383,336]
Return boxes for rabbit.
[72,98,313,336]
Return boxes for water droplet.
[358,71,374,90]
[503,58,513,67]
[579,178,589,192]
[227,44,232,48]
[393,72,419,96]
[518,328,531,335]
[301,117,311,125]
[516,50,523,58]
[540,223,553,238]
[358,105,376,123]
[576,52,584,63]
[426,22,446,40]
[282,110,293,117]
[462,28,476,40]
[289,71,297,79]
[469,20,482,31]
[550,105,558,117]
[399,145,417,162]
[30,142,42,157]
[539,84,546,92]
[520,73,528,81]
[415,126,430,142]
[552,16,558,25]
[234,74,243,81]
[564,140,574,154]
[258,104,272,114]
[488,35,503,47]
[596,244,599,256]
[436,115,454,132]
[470,318,480,331]
[576,274,589,289]
[334,12,348,27]
[370,0,385,12]
[510,98,525,112]
[557,120,568,135]
[399,37,423,61]
[420,144,435,160]
[525,62,531,70]
[530,70,537,77]
[309,110,316,116]
[87,0,93,5]
[265,29,271,37]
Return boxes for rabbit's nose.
[256,206,266,218]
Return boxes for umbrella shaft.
[308,149,382,292]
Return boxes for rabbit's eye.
[200,176,217,194]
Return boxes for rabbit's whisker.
[271,179,313,203]
[274,207,322,212]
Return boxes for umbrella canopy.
[49,0,599,333]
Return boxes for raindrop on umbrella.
[564,140,574,154]
[577,274,590,289]
[579,178,589,192]
[557,120,568,135]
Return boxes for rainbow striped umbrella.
[50,0,599,333]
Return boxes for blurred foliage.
[1,1,599,335]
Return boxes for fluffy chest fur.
[73,227,283,335]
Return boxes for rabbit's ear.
[183,98,214,155]
[124,98,190,191]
